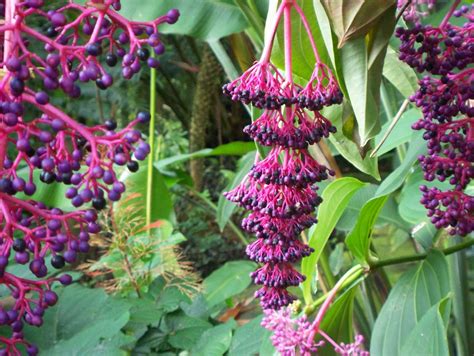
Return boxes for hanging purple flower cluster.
[0,0,178,354]
[396,4,473,236]
[397,0,436,23]
[224,0,342,309]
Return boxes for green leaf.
[217,152,256,231]
[370,251,451,356]
[383,47,419,98]
[301,177,365,303]
[192,322,235,356]
[345,194,389,264]
[120,0,248,41]
[323,104,380,179]
[341,37,380,146]
[229,316,268,356]
[203,260,257,307]
[375,132,426,197]
[161,313,212,350]
[373,108,421,156]
[337,185,408,232]
[120,159,174,223]
[320,0,396,47]
[156,142,255,169]
[23,285,131,355]
[399,300,450,356]
[317,286,358,356]
[398,168,451,224]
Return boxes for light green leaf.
[301,177,365,303]
[371,251,451,356]
[383,47,419,98]
[120,0,248,41]
[203,260,257,307]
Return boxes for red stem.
[440,0,461,29]
[283,2,293,83]
[260,1,286,63]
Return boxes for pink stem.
[293,2,321,63]
[440,0,461,29]
[260,1,286,63]
[283,2,293,83]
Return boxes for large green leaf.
[317,286,358,356]
[399,300,450,356]
[120,0,249,41]
[370,251,451,356]
[217,152,255,231]
[345,194,389,264]
[323,104,380,179]
[375,132,426,197]
[121,159,174,223]
[301,178,365,303]
[23,285,131,355]
[373,108,421,156]
[229,316,268,356]
[383,47,419,98]
[203,260,257,307]
[320,0,396,47]
[161,313,212,350]
[337,185,408,232]
[192,322,235,356]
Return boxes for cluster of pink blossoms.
[224,0,342,309]
[0,0,178,354]
[262,308,369,356]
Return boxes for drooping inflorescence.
[0,0,178,354]
[223,0,341,309]
[396,3,473,236]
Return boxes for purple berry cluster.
[396,4,473,236]
[0,0,179,354]
[224,1,340,309]
[397,0,436,23]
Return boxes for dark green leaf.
[370,251,451,355]
[161,313,212,350]
[229,316,267,356]
[192,322,235,356]
[301,177,365,303]
[23,285,130,355]
[203,260,257,307]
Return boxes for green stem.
[304,265,365,315]
[370,238,474,269]
[319,248,336,289]
[146,53,157,232]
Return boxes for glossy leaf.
[120,0,249,41]
[217,152,256,231]
[320,0,396,47]
[203,260,257,307]
[345,195,389,264]
[399,300,450,356]
[301,177,365,303]
[371,251,451,355]
[23,285,131,355]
